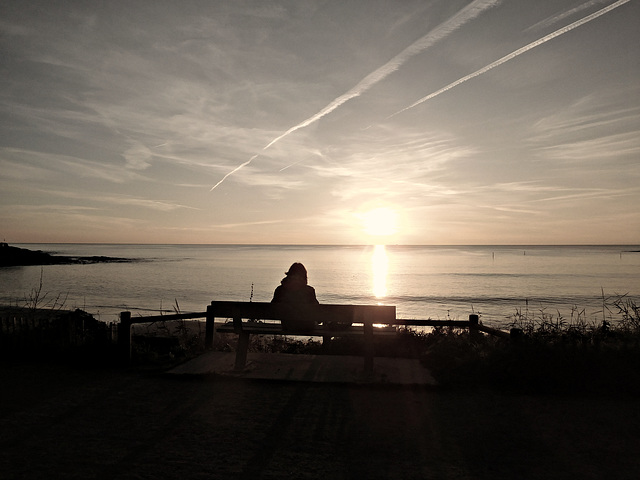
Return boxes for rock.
[0,243,133,267]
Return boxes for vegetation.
[24,268,69,314]
[3,269,640,395]
[421,295,640,395]
[207,295,640,395]
[0,306,116,363]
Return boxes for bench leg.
[364,321,374,375]
[205,305,215,350]
[234,331,250,371]
[322,334,331,352]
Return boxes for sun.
[361,207,398,237]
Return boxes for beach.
[2,360,639,480]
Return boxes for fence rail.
[117,308,511,363]
[1,307,511,362]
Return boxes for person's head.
[285,262,308,283]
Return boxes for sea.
[1,244,638,330]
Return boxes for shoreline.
[0,243,135,267]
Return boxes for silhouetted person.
[272,262,318,331]
[272,262,319,304]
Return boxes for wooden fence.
[117,309,510,363]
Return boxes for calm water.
[1,244,638,329]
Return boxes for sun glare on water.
[372,244,388,298]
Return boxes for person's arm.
[307,286,319,304]
[271,285,283,303]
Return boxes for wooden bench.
[204,301,396,374]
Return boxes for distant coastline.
[0,243,134,267]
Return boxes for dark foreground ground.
[1,360,639,480]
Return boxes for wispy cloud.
[1,148,137,183]
[529,87,640,163]
[535,132,640,162]
[530,87,640,139]
[525,0,611,32]
[1,1,637,244]
[122,141,153,170]
[59,191,198,212]
[390,0,631,118]
[2,186,198,213]
[212,218,287,229]
[532,187,637,203]
[210,0,501,190]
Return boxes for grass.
[4,277,640,395]
[206,295,640,395]
[22,267,69,314]
[421,295,640,394]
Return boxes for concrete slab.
[167,351,438,386]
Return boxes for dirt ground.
[1,360,639,480]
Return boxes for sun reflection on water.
[372,244,388,299]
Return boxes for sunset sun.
[361,207,398,237]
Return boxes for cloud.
[390,0,631,117]
[212,218,287,229]
[529,87,640,163]
[210,0,501,189]
[536,132,640,162]
[525,0,611,32]
[1,184,197,213]
[531,89,640,136]
[1,1,637,244]
[57,191,198,212]
[0,148,137,183]
[123,141,153,170]
[532,187,637,203]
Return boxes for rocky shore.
[0,243,133,267]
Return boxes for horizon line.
[8,242,640,248]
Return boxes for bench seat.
[215,321,397,336]
[206,301,397,373]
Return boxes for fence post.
[118,311,132,364]
[469,314,480,340]
[205,304,214,350]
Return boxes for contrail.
[263,1,501,149]
[211,0,500,190]
[210,155,257,191]
[525,0,609,32]
[262,0,500,149]
[389,0,631,119]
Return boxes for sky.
[1,0,639,245]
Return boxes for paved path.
[3,361,640,479]
[167,351,437,386]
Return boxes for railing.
[392,315,511,339]
[118,308,511,363]
[118,310,211,363]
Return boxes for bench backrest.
[209,301,396,325]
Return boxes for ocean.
[1,244,638,329]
